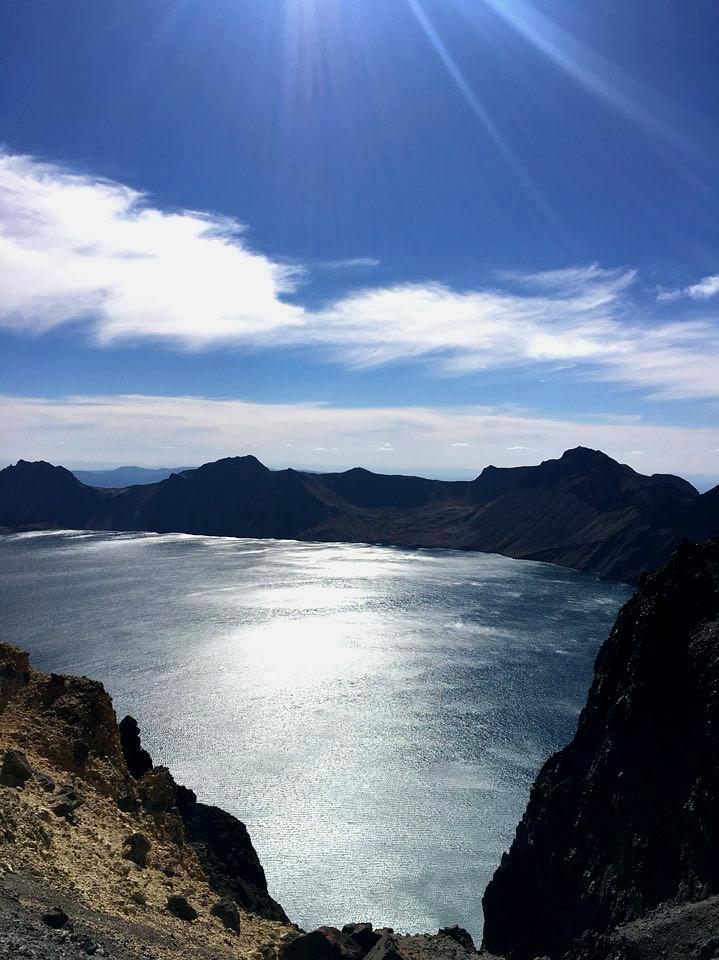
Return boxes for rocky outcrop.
[0,639,287,925]
[482,538,719,959]
[4,449,719,583]
[0,638,483,960]
[118,715,152,779]
[113,720,288,923]
[173,783,288,922]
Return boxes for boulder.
[51,784,85,817]
[0,749,33,787]
[278,930,342,960]
[35,772,56,792]
[167,895,198,922]
[116,792,140,813]
[315,927,364,959]
[122,832,151,867]
[210,898,241,933]
[72,739,90,764]
[342,924,381,954]
[42,907,69,929]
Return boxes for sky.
[1,0,718,484]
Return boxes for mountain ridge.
[1,447,718,583]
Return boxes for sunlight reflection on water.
[0,531,630,940]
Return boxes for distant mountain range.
[71,466,193,487]
[2,446,718,583]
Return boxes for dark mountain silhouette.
[481,537,719,960]
[2,448,718,583]
[105,456,332,539]
[0,460,106,529]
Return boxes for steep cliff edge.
[482,538,719,960]
[0,641,292,959]
[0,643,477,960]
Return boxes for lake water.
[0,530,630,940]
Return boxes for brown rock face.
[482,539,719,960]
[138,766,177,812]
[0,640,287,931]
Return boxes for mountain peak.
[11,459,81,484]
[557,446,612,465]
[191,455,269,478]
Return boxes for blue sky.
[1,0,718,482]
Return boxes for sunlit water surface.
[0,531,630,940]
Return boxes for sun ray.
[404,0,556,221]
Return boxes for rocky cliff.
[482,538,719,960]
[3,448,719,583]
[0,640,290,959]
[0,642,477,960]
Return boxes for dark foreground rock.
[482,538,719,959]
[174,783,288,923]
[210,898,241,933]
[0,748,33,787]
[116,716,288,923]
[166,895,198,922]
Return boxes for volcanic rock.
[121,833,151,867]
[0,749,33,787]
[166,895,198,922]
[210,898,241,933]
[482,538,719,959]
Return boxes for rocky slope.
[3,448,719,583]
[0,642,477,960]
[481,538,719,960]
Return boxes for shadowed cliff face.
[481,538,719,960]
[1,448,719,583]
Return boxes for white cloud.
[657,274,719,303]
[0,152,303,346]
[1,393,718,481]
[1,151,719,401]
[317,257,380,271]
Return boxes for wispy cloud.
[316,257,381,271]
[1,393,718,480]
[657,274,719,303]
[1,151,719,401]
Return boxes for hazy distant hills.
[2,447,719,583]
[71,466,192,487]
